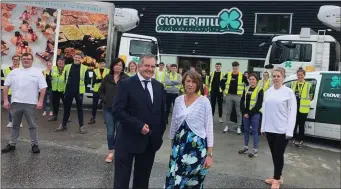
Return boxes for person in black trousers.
[48,58,65,121]
[208,62,225,123]
[54,52,89,134]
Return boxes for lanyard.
[297,82,306,96]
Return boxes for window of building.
[254,13,292,35]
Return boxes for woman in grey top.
[98,58,128,163]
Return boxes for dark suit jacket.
[112,74,166,154]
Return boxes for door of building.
[178,56,211,73]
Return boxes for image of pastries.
[81,55,97,70]
[35,51,52,62]
[78,25,105,39]
[1,16,14,32]
[16,41,32,56]
[60,15,76,25]
[42,24,54,36]
[50,19,57,30]
[64,47,76,58]
[42,11,50,21]
[2,3,16,11]
[25,28,38,43]
[2,9,12,18]
[19,20,31,32]
[10,31,24,46]
[97,23,108,36]
[1,40,9,56]
[60,25,84,40]
[19,10,31,21]
[87,13,108,24]
[53,11,57,18]
[61,10,87,17]
[58,32,68,42]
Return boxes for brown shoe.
[265,176,283,185]
[55,125,67,132]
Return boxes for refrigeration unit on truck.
[260,5,341,77]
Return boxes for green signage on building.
[155,8,244,35]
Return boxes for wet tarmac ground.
[1,108,340,188]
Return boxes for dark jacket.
[98,73,128,108]
[112,74,166,154]
[240,86,264,116]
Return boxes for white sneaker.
[42,111,46,116]
[7,122,23,128]
[223,126,229,133]
[237,127,241,135]
[219,117,224,123]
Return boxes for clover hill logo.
[155,8,244,35]
[284,61,292,68]
[330,76,341,88]
[219,8,243,32]
[132,56,139,63]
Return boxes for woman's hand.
[244,114,249,118]
[261,132,266,137]
[203,156,212,169]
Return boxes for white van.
[284,71,341,141]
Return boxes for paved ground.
[1,108,340,188]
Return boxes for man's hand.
[3,101,10,110]
[36,101,43,109]
[261,132,266,137]
[141,124,150,135]
[244,114,249,118]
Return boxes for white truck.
[261,5,341,77]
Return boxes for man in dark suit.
[112,54,166,189]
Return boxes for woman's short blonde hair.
[182,70,202,93]
[272,67,286,78]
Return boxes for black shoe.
[238,148,249,154]
[48,116,57,121]
[88,118,96,124]
[32,144,40,153]
[298,141,304,148]
[2,144,16,153]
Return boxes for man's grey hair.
[138,53,156,65]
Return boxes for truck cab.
[283,71,341,141]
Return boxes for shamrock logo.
[218,8,243,33]
[132,56,139,63]
[330,76,341,88]
[284,61,292,68]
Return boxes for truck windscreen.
[129,40,155,56]
[270,43,312,64]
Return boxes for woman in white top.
[165,70,214,189]
[261,68,297,189]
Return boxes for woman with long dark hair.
[98,58,128,163]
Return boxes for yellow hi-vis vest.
[209,71,224,92]
[64,64,88,94]
[258,79,271,91]
[93,68,110,92]
[165,72,181,89]
[51,66,66,92]
[244,86,263,113]
[3,67,14,95]
[291,81,312,113]
[126,72,136,77]
[155,70,167,84]
[203,75,209,86]
[224,72,244,96]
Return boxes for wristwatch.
[207,152,213,157]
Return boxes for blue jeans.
[243,113,260,149]
[43,89,53,112]
[103,107,119,150]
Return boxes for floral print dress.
[165,120,208,189]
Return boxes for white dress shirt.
[261,85,297,137]
[4,67,47,105]
[169,95,214,147]
[137,72,153,103]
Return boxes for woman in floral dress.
[165,70,214,189]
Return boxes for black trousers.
[266,132,289,180]
[166,93,178,118]
[114,144,156,189]
[91,92,100,119]
[52,91,64,117]
[293,112,308,141]
[62,93,84,127]
[210,90,223,117]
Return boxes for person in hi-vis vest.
[221,61,249,135]
[165,64,182,123]
[258,71,272,92]
[291,68,313,148]
[55,52,89,134]
[201,69,209,96]
[208,63,225,123]
[126,61,137,77]
[88,60,110,124]
[48,58,66,122]
[155,62,167,87]
[42,61,53,117]
[2,55,22,128]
